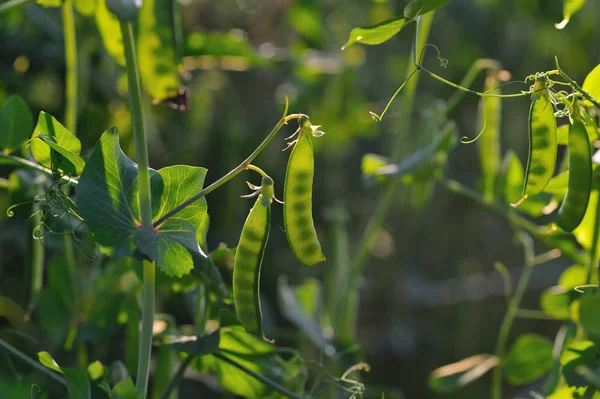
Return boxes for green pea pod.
[233,190,271,340]
[523,94,558,199]
[556,119,592,232]
[284,123,326,266]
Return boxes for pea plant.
[0,0,348,398]
[340,0,600,398]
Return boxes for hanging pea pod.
[522,92,558,201]
[556,119,592,232]
[233,175,277,341]
[283,117,326,266]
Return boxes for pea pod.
[233,177,274,340]
[556,119,592,232]
[523,93,558,198]
[283,119,326,266]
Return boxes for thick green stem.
[62,0,77,134]
[492,234,536,399]
[153,113,303,228]
[213,352,308,399]
[0,338,66,386]
[30,186,44,310]
[0,0,34,14]
[120,21,155,397]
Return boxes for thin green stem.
[492,234,536,399]
[421,66,530,99]
[0,0,34,14]
[0,153,78,185]
[213,351,309,399]
[152,112,303,228]
[514,309,558,320]
[62,0,77,134]
[246,164,268,178]
[120,21,155,397]
[445,58,502,114]
[0,338,66,386]
[555,58,600,109]
[585,192,600,285]
[159,356,193,399]
[29,186,44,310]
[440,178,585,265]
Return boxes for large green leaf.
[0,95,33,153]
[341,17,409,50]
[579,292,600,336]
[38,352,92,399]
[428,354,498,393]
[76,127,208,276]
[404,0,450,19]
[30,111,81,171]
[561,341,600,388]
[193,327,307,399]
[95,0,125,66]
[503,334,554,385]
[112,377,137,399]
[137,0,180,101]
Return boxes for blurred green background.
[1,0,599,397]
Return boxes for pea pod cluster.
[283,116,326,266]
[233,176,275,341]
[555,118,592,232]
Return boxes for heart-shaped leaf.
[0,95,33,153]
[504,334,554,385]
[76,127,208,277]
[342,17,409,50]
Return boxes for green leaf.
[164,330,220,356]
[579,292,600,336]
[30,111,81,171]
[0,95,33,153]
[543,171,569,197]
[36,134,87,175]
[428,354,498,393]
[0,296,27,330]
[573,188,600,258]
[63,368,92,399]
[540,286,572,320]
[503,334,554,385]
[112,377,137,399]
[582,64,600,105]
[74,0,97,15]
[95,0,125,66]
[38,351,63,374]
[557,124,569,145]
[404,0,450,19]
[76,127,208,277]
[137,0,180,101]
[555,0,587,29]
[561,341,600,388]
[341,17,409,50]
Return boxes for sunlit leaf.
[504,334,553,385]
[86,361,104,380]
[582,64,600,105]
[342,17,410,50]
[95,0,125,66]
[74,0,97,15]
[36,0,62,7]
[76,127,208,277]
[0,95,33,153]
[429,354,498,393]
[557,124,569,145]
[404,0,450,19]
[35,134,87,176]
[38,351,63,374]
[30,111,81,171]
[540,286,572,320]
[555,0,588,29]
[137,0,180,101]
[573,187,600,258]
[561,341,600,388]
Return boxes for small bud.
[106,0,142,22]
